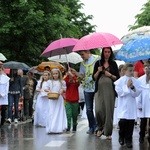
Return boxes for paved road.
[0,118,149,150]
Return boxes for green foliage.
[128,0,150,31]
[0,0,96,67]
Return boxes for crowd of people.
[0,48,150,149]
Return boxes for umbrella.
[116,37,150,62]
[48,52,83,64]
[36,62,65,72]
[121,26,150,44]
[0,53,7,61]
[72,32,123,52]
[28,66,43,75]
[3,61,30,70]
[40,38,79,57]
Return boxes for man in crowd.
[70,50,99,134]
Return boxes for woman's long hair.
[100,47,115,65]
[51,68,63,87]
[40,71,51,88]
[144,60,150,83]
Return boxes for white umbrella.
[123,26,150,36]
[48,52,83,64]
[121,26,150,44]
[0,53,7,61]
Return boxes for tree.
[128,0,150,31]
[0,0,96,66]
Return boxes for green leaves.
[129,1,150,30]
[0,0,96,66]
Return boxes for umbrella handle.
[64,54,70,68]
[99,49,101,66]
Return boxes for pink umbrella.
[72,32,123,51]
[40,38,79,57]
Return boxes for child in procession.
[114,63,142,148]
[113,64,125,128]
[78,83,85,115]
[64,66,80,132]
[0,63,10,126]
[46,68,67,134]
[136,60,150,144]
[34,71,51,127]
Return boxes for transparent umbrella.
[3,61,30,70]
[121,26,150,44]
[48,52,83,64]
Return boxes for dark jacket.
[32,78,37,96]
[9,75,23,96]
[92,60,120,93]
[22,75,31,99]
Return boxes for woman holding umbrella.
[92,47,120,140]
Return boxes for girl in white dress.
[34,71,51,127]
[46,68,67,134]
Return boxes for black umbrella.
[3,61,30,70]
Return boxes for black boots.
[66,126,77,133]
[72,125,77,132]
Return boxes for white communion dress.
[0,74,10,105]
[46,80,67,133]
[34,80,50,127]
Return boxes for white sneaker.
[7,118,11,124]
[14,118,18,124]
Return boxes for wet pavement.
[0,118,150,150]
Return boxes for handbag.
[47,92,60,100]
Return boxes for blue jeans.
[8,93,20,119]
[84,91,96,130]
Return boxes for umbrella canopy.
[72,32,123,52]
[40,38,79,57]
[48,52,83,64]
[116,37,150,62]
[3,61,30,70]
[28,66,43,74]
[0,53,7,61]
[121,26,150,44]
[37,62,65,72]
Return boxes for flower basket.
[47,93,60,100]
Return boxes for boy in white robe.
[114,63,142,148]
[137,60,150,144]
[0,62,10,126]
